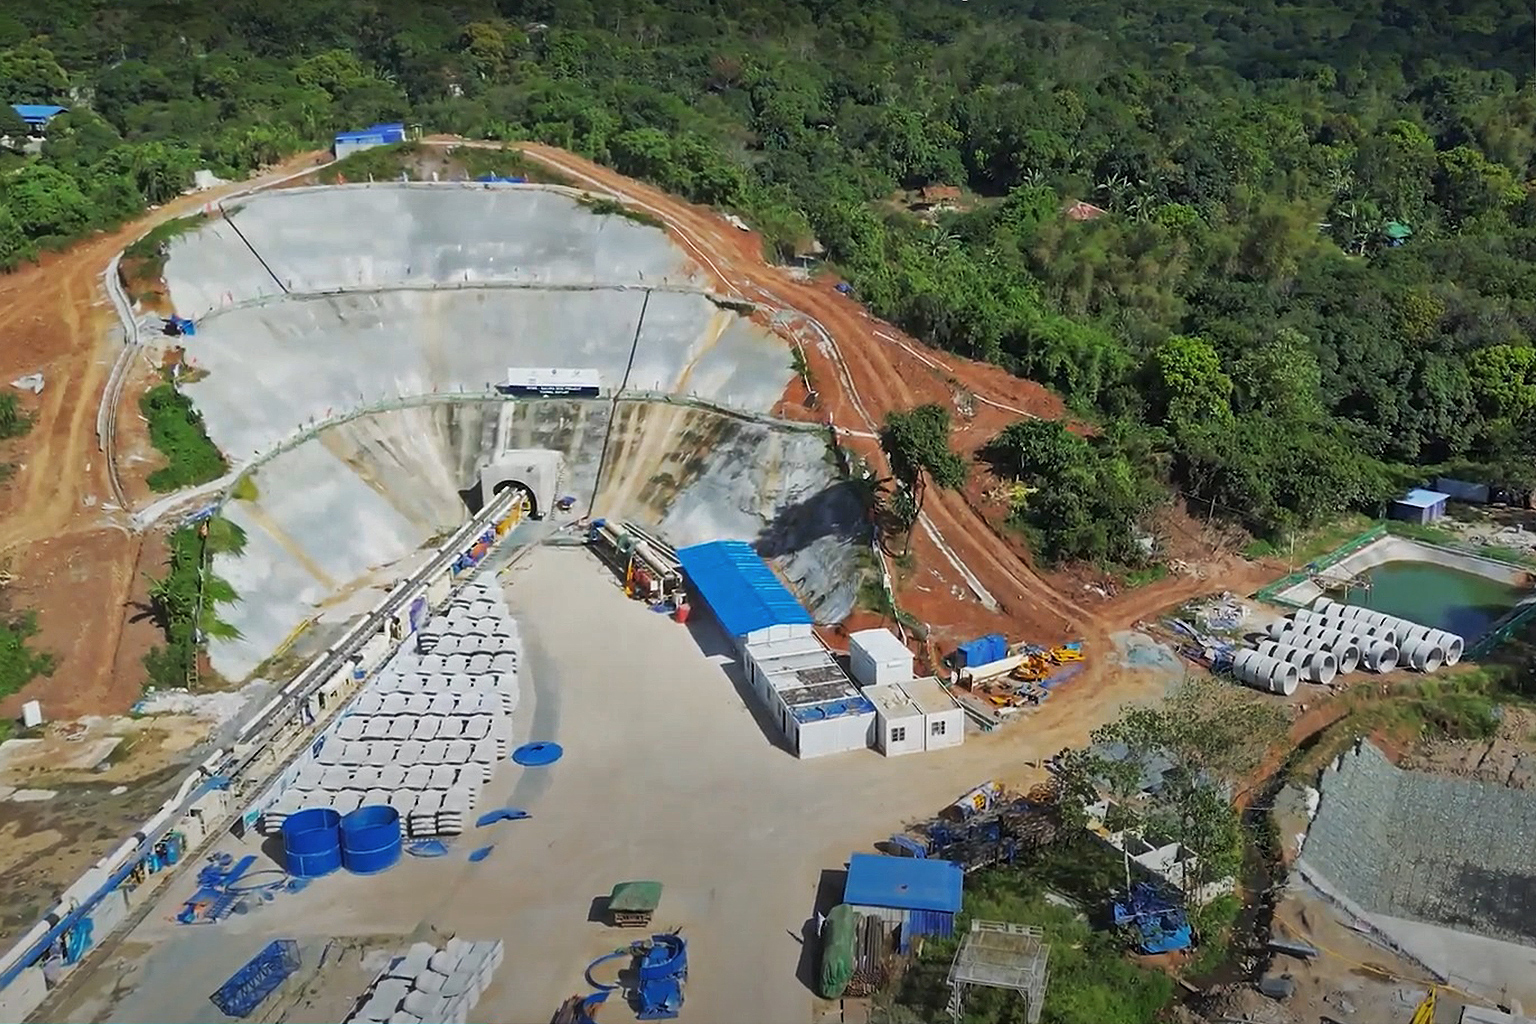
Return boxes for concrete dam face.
[160,185,864,680]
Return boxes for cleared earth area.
[47,547,1184,1024]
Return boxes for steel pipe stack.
[1232,649,1301,697]
[1312,597,1464,666]
[1274,622,1362,674]
[1255,640,1337,685]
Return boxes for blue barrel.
[341,805,402,875]
[281,808,342,879]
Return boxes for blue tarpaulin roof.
[843,853,963,913]
[12,104,66,123]
[1398,488,1450,509]
[335,123,405,141]
[675,540,812,638]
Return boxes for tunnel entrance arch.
[492,479,537,520]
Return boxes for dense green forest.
[2,0,1534,553]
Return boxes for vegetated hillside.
[2,0,1534,554]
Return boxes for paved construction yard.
[53,547,1020,1024]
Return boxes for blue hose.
[584,949,630,991]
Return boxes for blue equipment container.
[340,805,402,875]
[954,634,1007,668]
[280,808,342,879]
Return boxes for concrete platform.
[51,548,1016,1024]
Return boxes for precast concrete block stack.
[259,580,522,839]
[345,938,505,1024]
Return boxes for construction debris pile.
[893,781,1061,873]
[343,938,505,1024]
[948,639,1086,725]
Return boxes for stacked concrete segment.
[345,937,505,1024]
[1275,617,1398,673]
[1272,622,1364,674]
[259,580,519,838]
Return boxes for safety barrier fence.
[0,487,525,1022]
[1252,526,1387,607]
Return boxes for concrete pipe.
[1335,621,1396,648]
[1374,617,1465,667]
[1266,618,1292,641]
[1285,625,1365,673]
[1398,635,1446,673]
[1359,639,1399,673]
[1305,613,1396,646]
[1256,640,1338,685]
[1232,650,1300,696]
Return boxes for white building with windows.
[864,675,965,756]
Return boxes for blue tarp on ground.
[843,853,963,913]
[675,540,812,639]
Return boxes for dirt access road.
[503,142,1268,680]
[0,151,328,722]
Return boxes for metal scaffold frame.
[945,920,1050,1024]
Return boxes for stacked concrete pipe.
[1286,620,1397,673]
[1232,649,1301,696]
[1255,640,1337,685]
[1312,597,1464,666]
[1291,608,1399,647]
[1273,622,1361,674]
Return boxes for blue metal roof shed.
[11,104,66,127]
[844,853,963,913]
[675,540,812,640]
[1389,488,1449,525]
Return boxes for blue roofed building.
[1388,487,1449,525]
[676,540,871,758]
[843,852,964,950]
[333,122,407,159]
[11,104,67,133]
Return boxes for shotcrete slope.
[165,184,705,312]
[159,187,861,680]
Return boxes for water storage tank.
[282,807,342,878]
[1359,639,1399,673]
[1398,636,1445,673]
[340,805,402,875]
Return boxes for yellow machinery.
[1408,987,1434,1024]
[1010,654,1049,682]
[1050,644,1084,663]
[588,519,683,603]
